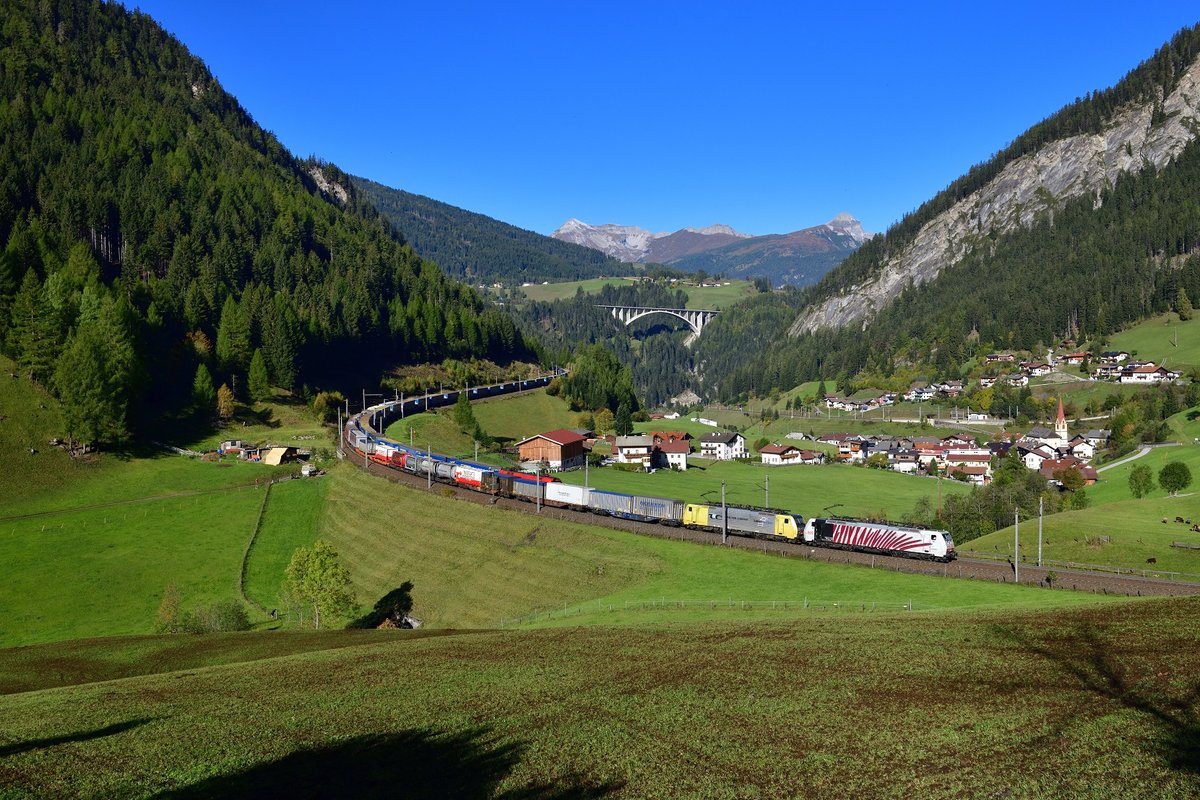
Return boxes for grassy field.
[1110,311,1200,371]
[472,390,582,442]
[185,393,332,453]
[517,276,634,302]
[0,357,76,509]
[0,480,266,647]
[562,458,969,520]
[0,599,1195,798]
[243,477,329,613]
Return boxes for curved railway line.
[346,386,1200,599]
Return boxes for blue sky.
[132,2,1200,237]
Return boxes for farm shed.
[514,429,587,470]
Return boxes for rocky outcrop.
[789,57,1200,336]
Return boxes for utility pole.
[427,442,432,490]
[721,480,728,545]
[765,473,769,508]
[474,440,479,461]
[1038,495,1044,568]
[536,465,542,513]
[401,392,405,419]
[1014,507,1020,584]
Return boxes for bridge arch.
[597,305,719,336]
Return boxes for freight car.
[344,400,956,562]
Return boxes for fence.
[965,549,1200,582]
[500,597,921,627]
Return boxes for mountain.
[0,0,532,444]
[694,23,1200,402]
[790,28,1200,336]
[671,215,870,286]
[351,178,633,285]
[553,215,869,286]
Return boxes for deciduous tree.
[1129,464,1154,498]
[1159,461,1192,495]
[286,540,354,630]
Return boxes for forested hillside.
[513,282,699,407]
[0,0,532,445]
[352,176,635,285]
[697,23,1200,401]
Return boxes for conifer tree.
[215,296,250,376]
[192,363,216,411]
[1177,286,1193,321]
[248,349,271,402]
[54,321,126,446]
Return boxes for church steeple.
[1055,398,1068,440]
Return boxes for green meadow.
[1109,311,1200,371]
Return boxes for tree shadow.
[0,718,153,758]
[153,727,621,799]
[995,622,1200,775]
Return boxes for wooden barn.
[514,429,587,470]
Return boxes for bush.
[197,600,252,632]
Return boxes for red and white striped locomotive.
[803,518,955,562]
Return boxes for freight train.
[344,406,956,562]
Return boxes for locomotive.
[344,412,956,563]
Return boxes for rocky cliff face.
[789,55,1200,336]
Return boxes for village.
[509,396,1110,492]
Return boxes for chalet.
[1092,364,1121,379]
[986,353,1017,363]
[950,465,990,485]
[613,435,654,466]
[1040,457,1099,487]
[1025,362,1052,377]
[944,451,993,480]
[1067,436,1096,461]
[1120,363,1179,384]
[1060,352,1088,365]
[1099,351,1130,363]
[797,449,825,465]
[1007,374,1029,387]
[890,449,921,474]
[650,431,691,446]
[941,433,976,448]
[837,436,872,463]
[937,380,965,397]
[654,439,691,470]
[698,431,747,460]
[759,443,803,466]
[1083,429,1112,448]
[1017,441,1056,471]
[979,375,997,389]
[904,386,936,402]
[515,429,588,470]
[817,432,850,445]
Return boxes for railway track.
[348,451,1200,599]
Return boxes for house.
[613,435,654,466]
[1017,441,1056,471]
[904,386,936,402]
[950,465,990,485]
[650,431,691,446]
[1083,429,1112,448]
[1060,352,1088,365]
[986,353,1017,363]
[698,431,746,460]
[1007,374,1029,387]
[937,380,964,397]
[837,436,872,463]
[979,376,997,389]
[1040,457,1099,487]
[1099,351,1130,363]
[1092,364,1121,379]
[1120,363,1180,384]
[759,443,804,466]
[1025,362,1052,377]
[654,439,691,470]
[941,433,976,448]
[890,449,921,474]
[817,432,850,445]
[515,429,588,470]
[797,449,825,465]
[944,451,993,480]
[1067,436,1096,461]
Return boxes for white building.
[699,431,747,460]
[614,435,653,465]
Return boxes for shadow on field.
[153,727,621,799]
[0,718,152,757]
[999,622,1200,775]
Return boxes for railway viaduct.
[597,305,719,336]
